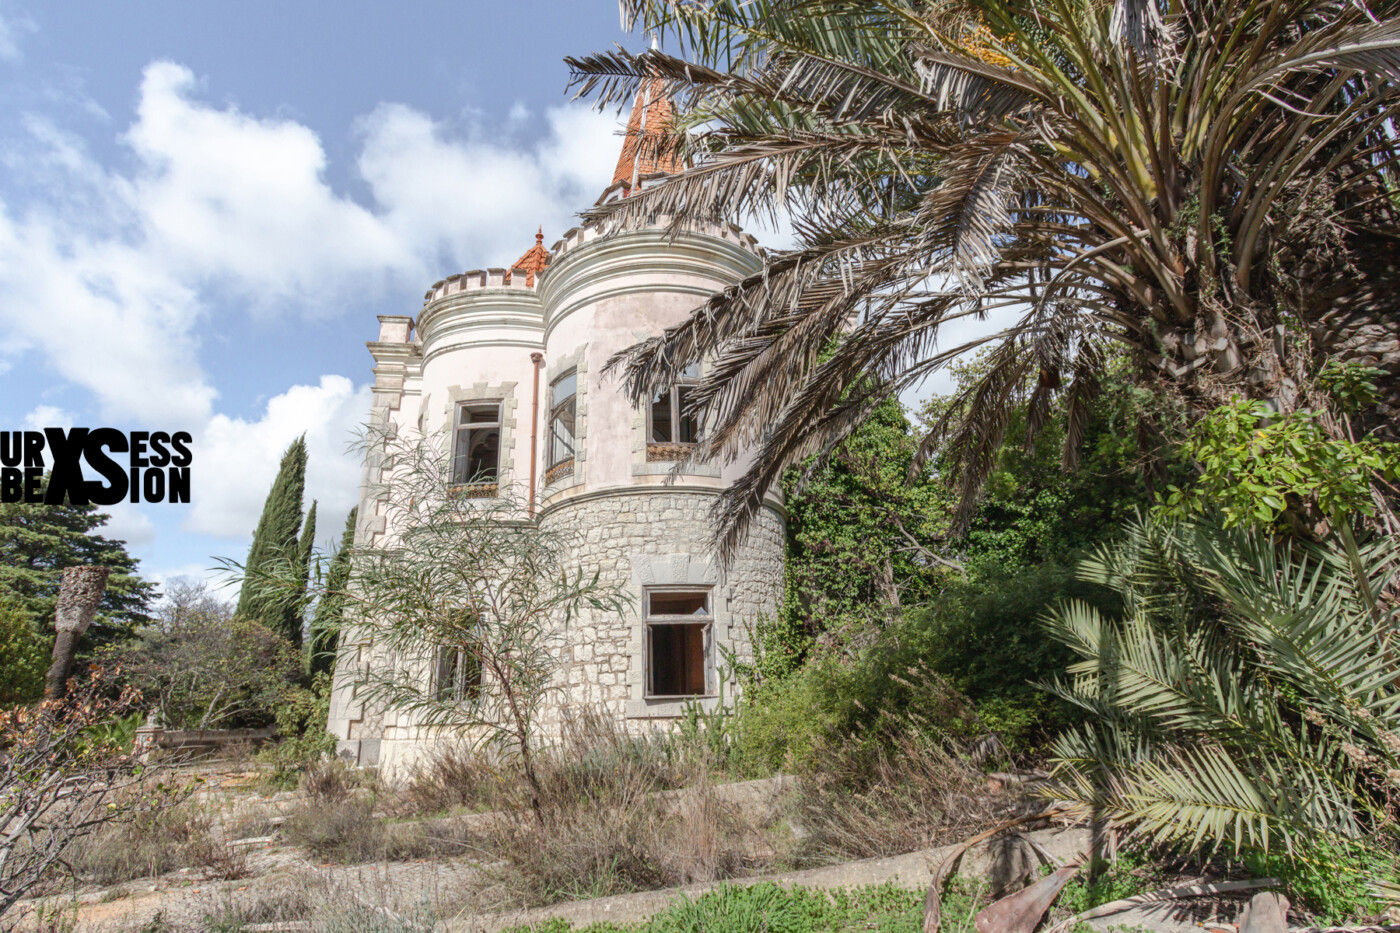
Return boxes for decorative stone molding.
[543,345,588,496]
[442,381,520,491]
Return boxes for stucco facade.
[326,101,785,772]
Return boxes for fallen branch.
[1040,878,1282,933]
[923,808,1072,933]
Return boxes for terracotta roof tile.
[611,79,683,191]
[508,227,550,286]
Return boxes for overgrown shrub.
[258,671,337,785]
[731,644,980,775]
[1243,842,1389,923]
[0,601,45,706]
[789,724,1006,863]
[66,799,246,885]
[481,710,762,906]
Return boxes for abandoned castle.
[326,85,786,772]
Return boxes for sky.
[0,1,653,593]
[0,1,1011,600]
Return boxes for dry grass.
[474,710,768,907]
[63,798,248,886]
[789,724,1011,864]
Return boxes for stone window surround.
[441,381,519,494]
[544,345,588,495]
[629,335,721,479]
[625,553,729,719]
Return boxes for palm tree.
[567,0,1400,557]
[1042,516,1400,858]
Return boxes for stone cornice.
[537,229,761,336]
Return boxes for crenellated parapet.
[422,266,538,305]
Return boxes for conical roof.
[610,78,682,191]
[509,227,550,286]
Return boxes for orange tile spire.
[610,78,683,191]
[510,226,550,286]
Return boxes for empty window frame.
[452,401,501,492]
[648,363,701,459]
[434,644,483,703]
[644,588,711,698]
[547,371,577,483]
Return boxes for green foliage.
[731,635,979,775]
[236,436,310,645]
[781,398,953,642]
[109,582,298,730]
[1317,362,1388,415]
[0,476,155,644]
[950,377,1162,575]
[911,560,1117,752]
[1243,841,1392,923]
[504,882,928,933]
[1042,517,1400,862]
[309,506,356,677]
[259,671,337,782]
[0,600,46,706]
[1056,853,1157,915]
[1160,399,1400,529]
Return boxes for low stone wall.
[134,725,276,760]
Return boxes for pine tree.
[0,477,156,644]
[309,506,355,677]
[236,436,308,645]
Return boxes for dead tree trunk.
[44,566,111,701]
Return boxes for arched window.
[547,371,577,484]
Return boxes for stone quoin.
[326,81,785,773]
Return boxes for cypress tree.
[236,436,307,644]
[309,506,355,677]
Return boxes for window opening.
[435,644,483,702]
[547,371,577,484]
[452,402,501,495]
[647,363,701,461]
[645,588,711,697]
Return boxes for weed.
[503,881,929,933]
[65,799,247,885]
[1056,853,1157,916]
[1243,842,1392,923]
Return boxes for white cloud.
[186,375,370,540]
[0,9,36,62]
[126,62,415,304]
[0,59,622,559]
[357,100,617,267]
[0,61,620,429]
[98,501,157,549]
[22,404,73,430]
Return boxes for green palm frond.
[569,0,1400,558]
[1041,516,1400,858]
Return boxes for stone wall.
[367,487,784,774]
[538,488,785,726]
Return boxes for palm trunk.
[44,566,111,701]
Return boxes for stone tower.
[326,85,785,773]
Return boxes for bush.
[1243,842,1391,923]
[0,602,45,706]
[66,799,246,885]
[482,710,762,906]
[258,671,337,785]
[911,559,1114,754]
[731,643,980,775]
[789,723,1006,864]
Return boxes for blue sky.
[0,1,645,591]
